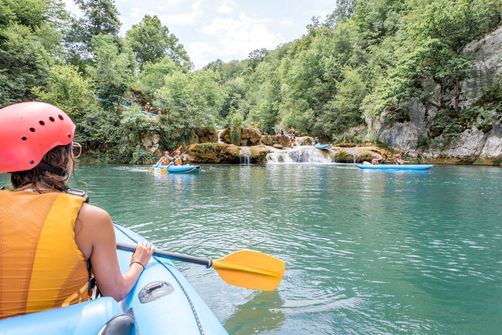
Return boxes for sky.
[63,0,335,69]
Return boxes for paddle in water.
[116,242,285,291]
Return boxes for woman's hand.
[130,241,154,267]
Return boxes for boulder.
[219,127,262,146]
[187,143,240,164]
[250,145,270,163]
[295,136,314,146]
[261,134,290,147]
[191,128,218,144]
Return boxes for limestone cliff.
[367,25,502,165]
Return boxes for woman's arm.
[75,204,153,301]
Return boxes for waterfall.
[266,146,333,164]
[240,146,251,165]
[217,129,224,144]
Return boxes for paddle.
[116,242,285,291]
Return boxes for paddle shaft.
[117,242,212,267]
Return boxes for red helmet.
[395,154,401,158]
[0,102,75,173]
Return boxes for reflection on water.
[225,291,284,335]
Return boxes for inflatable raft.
[356,164,433,170]
[0,224,228,335]
[314,144,331,150]
[152,165,201,174]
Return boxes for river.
[2,164,501,334]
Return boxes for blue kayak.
[0,224,228,335]
[314,144,331,150]
[153,165,201,174]
[357,164,433,170]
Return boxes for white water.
[266,146,333,164]
[240,146,251,165]
[217,129,224,144]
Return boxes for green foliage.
[2,0,500,163]
[126,15,191,69]
[33,64,96,118]
[230,113,244,128]
[230,127,241,146]
[0,23,52,105]
[131,57,178,103]
[154,70,224,141]
[75,0,120,41]
[88,34,135,107]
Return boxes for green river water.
[2,164,501,334]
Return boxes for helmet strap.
[38,161,69,180]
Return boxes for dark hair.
[11,143,73,192]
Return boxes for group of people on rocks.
[279,127,297,147]
[145,102,162,116]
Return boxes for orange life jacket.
[0,190,90,319]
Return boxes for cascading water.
[217,129,224,144]
[240,146,251,165]
[266,146,333,164]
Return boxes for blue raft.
[314,144,331,150]
[0,224,228,335]
[153,164,201,174]
[357,164,433,170]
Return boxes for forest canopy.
[0,0,500,163]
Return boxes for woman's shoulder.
[78,203,112,226]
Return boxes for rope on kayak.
[159,259,205,335]
[114,224,204,335]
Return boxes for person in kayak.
[155,150,173,166]
[0,102,153,319]
[371,153,382,165]
[395,153,404,165]
[173,150,186,166]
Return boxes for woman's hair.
[11,143,73,192]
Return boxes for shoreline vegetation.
[1,1,501,166]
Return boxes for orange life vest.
[0,190,90,319]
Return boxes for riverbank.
[182,141,501,166]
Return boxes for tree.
[0,0,53,105]
[132,57,178,102]
[154,70,224,140]
[65,0,121,64]
[33,64,96,119]
[87,34,135,107]
[126,15,191,69]
[75,0,120,39]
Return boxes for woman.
[173,150,185,166]
[0,102,153,319]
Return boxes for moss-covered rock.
[187,143,240,163]
[250,145,270,163]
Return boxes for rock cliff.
[368,25,502,165]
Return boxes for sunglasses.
[72,142,82,158]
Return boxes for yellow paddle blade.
[147,167,153,173]
[161,168,167,174]
[212,250,285,291]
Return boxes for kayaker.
[395,153,404,165]
[0,102,153,319]
[371,153,382,165]
[156,150,173,165]
[173,150,186,166]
